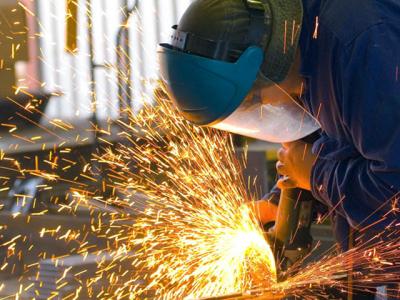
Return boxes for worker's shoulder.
[318,0,398,45]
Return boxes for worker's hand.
[247,200,278,225]
[276,141,317,191]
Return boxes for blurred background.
[0,0,333,298]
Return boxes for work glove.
[276,140,317,191]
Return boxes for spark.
[263,226,400,299]
[0,2,399,300]
[17,2,35,17]
[81,90,277,299]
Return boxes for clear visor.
[212,78,320,143]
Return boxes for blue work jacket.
[299,0,400,249]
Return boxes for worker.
[158,0,400,298]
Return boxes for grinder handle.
[269,132,320,272]
[274,131,320,244]
[274,188,303,245]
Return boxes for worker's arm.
[311,23,400,228]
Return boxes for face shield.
[158,41,320,143]
[212,78,320,143]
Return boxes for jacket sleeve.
[311,23,400,228]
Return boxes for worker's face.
[278,50,304,97]
[260,51,303,106]
[240,51,304,109]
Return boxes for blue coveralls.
[300,0,399,247]
[298,0,399,297]
[266,0,399,297]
